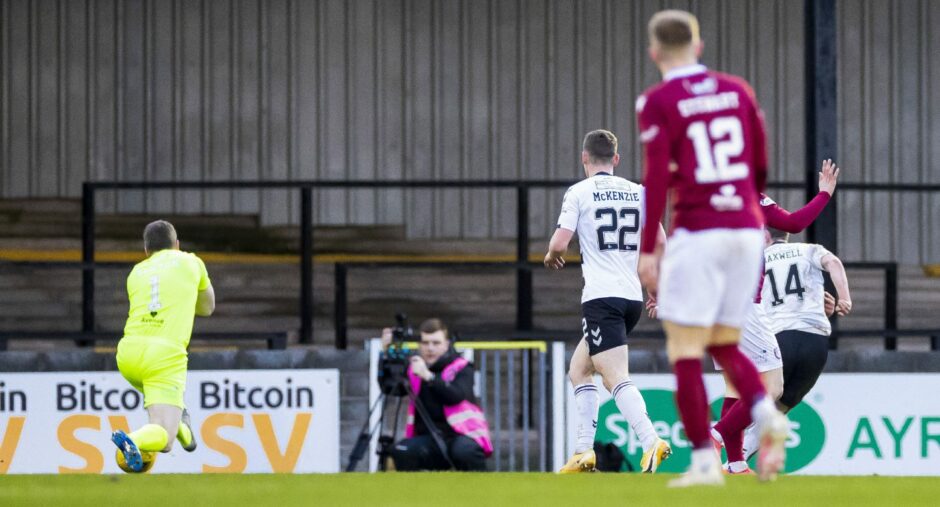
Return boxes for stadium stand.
[2,197,940,352]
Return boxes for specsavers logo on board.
[0,370,339,474]
[594,389,825,473]
[571,374,940,476]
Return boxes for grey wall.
[5,0,934,263]
[837,0,940,264]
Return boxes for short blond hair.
[648,10,700,51]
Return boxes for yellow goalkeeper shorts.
[116,336,188,409]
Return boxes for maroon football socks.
[673,358,711,449]
[708,343,768,462]
[715,397,746,462]
[708,344,766,406]
[674,345,768,452]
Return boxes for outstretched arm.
[817,158,841,195]
[821,254,852,316]
[763,159,840,233]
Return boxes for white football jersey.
[556,173,645,303]
[761,242,833,335]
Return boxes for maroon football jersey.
[754,191,832,302]
[637,64,768,253]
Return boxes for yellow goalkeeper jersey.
[122,249,210,348]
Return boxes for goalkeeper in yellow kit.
[111,220,215,472]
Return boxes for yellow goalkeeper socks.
[129,424,169,452]
[177,421,194,448]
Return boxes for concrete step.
[3,237,940,353]
[0,199,81,214]
[0,198,412,254]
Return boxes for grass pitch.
[1,473,937,507]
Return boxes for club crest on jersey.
[760,195,776,206]
[710,184,743,211]
[685,76,718,95]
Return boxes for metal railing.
[834,262,897,350]
[335,260,940,351]
[365,339,550,472]
[0,259,288,350]
[833,262,940,350]
[80,180,588,345]
[0,331,288,352]
[0,179,937,350]
[77,180,809,346]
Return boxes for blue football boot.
[111,430,144,472]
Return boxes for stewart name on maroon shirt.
[637,64,769,254]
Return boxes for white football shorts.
[657,227,764,329]
[714,301,783,373]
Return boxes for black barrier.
[74,180,807,347]
[835,262,897,350]
[0,258,289,350]
[1,179,939,350]
[0,331,288,352]
[332,260,936,352]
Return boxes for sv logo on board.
[0,412,313,474]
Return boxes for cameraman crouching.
[381,318,492,471]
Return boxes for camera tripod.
[345,374,455,472]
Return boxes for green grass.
[1,473,938,507]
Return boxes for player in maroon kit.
[760,159,839,234]
[711,159,841,474]
[636,9,788,486]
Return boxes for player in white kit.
[708,159,841,474]
[544,130,672,473]
[739,226,852,459]
[719,160,840,391]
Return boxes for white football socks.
[710,427,724,446]
[750,396,777,425]
[690,446,721,472]
[611,379,658,452]
[573,383,599,454]
[742,423,759,460]
[727,460,750,473]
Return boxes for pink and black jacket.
[404,354,493,457]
